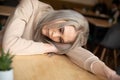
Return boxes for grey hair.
[33,10,89,54]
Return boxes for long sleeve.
[66,47,120,80]
[2,0,57,55]
[66,46,99,72]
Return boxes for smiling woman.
[33,9,89,53]
[1,0,120,80]
[42,21,78,43]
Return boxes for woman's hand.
[46,43,58,53]
[109,72,120,80]
[103,64,120,80]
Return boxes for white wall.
[61,0,99,6]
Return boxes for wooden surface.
[73,8,112,28]
[0,5,15,16]
[74,8,109,19]
[86,17,111,28]
[12,54,106,80]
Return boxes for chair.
[93,23,120,69]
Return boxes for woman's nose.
[52,31,61,37]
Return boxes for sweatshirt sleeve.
[2,0,57,55]
[66,47,99,72]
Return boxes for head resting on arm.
[34,10,89,54]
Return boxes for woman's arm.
[92,60,120,80]
[2,0,57,55]
[66,47,120,80]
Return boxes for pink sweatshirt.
[2,0,57,55]
[2,1,113,77]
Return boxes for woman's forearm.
[66,47,120,80]
[91,61,120,80]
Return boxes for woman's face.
[42,21,78,43]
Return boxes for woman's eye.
[59,28,64,34]
[60,37,64,43]
[59,28,64,43]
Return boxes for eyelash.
[59,28,64,43]
[59,28,64,33]
[60,37,63,43]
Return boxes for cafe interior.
[0,0,120,80]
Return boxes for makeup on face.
[42,22,78,43]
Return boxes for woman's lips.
[48,29,52,38]
[47,28,51,38]
[43,28,52,39]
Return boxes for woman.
[2,0,120,80]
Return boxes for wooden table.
[12,54,106,80]
[73,8,112,28]
[0,5,15,16]
[86,17,111,28]
[74,8,109,19]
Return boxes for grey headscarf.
[33,10,89,54]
